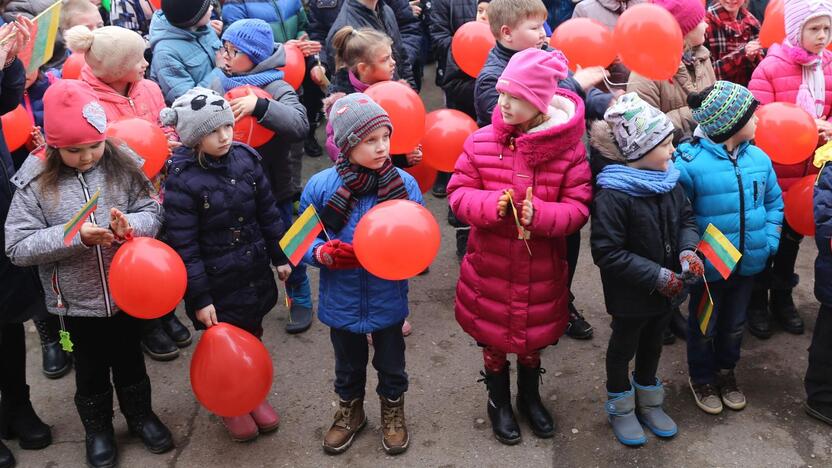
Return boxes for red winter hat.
[43,80,108,148]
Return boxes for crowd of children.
[0,0,831,465]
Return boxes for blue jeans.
[330,322,408,400]
[687,275,754,385]
[276,201,312,308]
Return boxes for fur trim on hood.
[589,120,626,163]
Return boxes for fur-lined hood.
[589,120,626,163]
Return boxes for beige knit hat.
[65,25,146,83]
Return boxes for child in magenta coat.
[447,48,592,445]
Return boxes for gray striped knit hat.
[689,81,758,143]
[329,93,393,153]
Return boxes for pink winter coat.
[80,65,166,124]
[748,43,832,190]
[447,89,592,354]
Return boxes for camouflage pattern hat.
[603,92,675,161]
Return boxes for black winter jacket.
[427,0,475,84]
[815,162,832,305]
[163,144,289,334]
[588,121,700,318]
[1,59,41,324]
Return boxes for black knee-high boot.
[480,363,521,445]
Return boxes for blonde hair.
[331,26,393,71]
[486,0,547,38]
[60,0,100,31]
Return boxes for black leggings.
[807,304,832,405]
[66,313,147,396]
[605,313,671,393]
[0,322,27,401]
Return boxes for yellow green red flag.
[19,0,62,75]
[279,205,324,266]
[697,223,742,280]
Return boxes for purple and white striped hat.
[785,0,832,47]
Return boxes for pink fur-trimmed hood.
[490,88,586,168]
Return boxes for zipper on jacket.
[51,265,65,309]
[729,157,746,257]
[127,97,136,111]
[270,0,290,42]
[77,171,114,317]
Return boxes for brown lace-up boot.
[380,395,409,454]
[322,397,366,454]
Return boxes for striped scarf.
[319,156,408,234]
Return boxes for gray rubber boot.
[633,377,677,438]
[605,389,647,446]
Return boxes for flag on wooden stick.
[279,204,325,266]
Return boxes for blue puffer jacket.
[675,128,784,282]
[148,11,221,104]
[163,143,289,334]
[814,162,832,305]
[299,166,422,333]
[222,0,309,43]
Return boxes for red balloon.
[421,109,478,172]
[279,44,306,90]
[190,323,273,417]
[550,18,616,71]
[755,103,818,165]
[365,81,426,154]
[109,237,187,319]
[404,162,437,194]
[224,86,276,147]
[62,53,85,80]
[614,4,683,81]
[451,21,496,78]
[784,175,816,236]
[353,200,440,280]
[1,105,34,151]
[760,0,785,48]
[106,118,170,179]
[148,0,160,9]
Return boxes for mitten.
[679,249,705,285]
[315,240,360,270]
[655,267,684,298]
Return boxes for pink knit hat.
[44,80,107,148]
[495,49,568,114]
[785,0,832,47]
[651,0,705,36]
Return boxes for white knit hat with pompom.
[65,25,146,83]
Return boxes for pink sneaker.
[402,320,412,337]
[221,414,259,442]
[250,399,280,433]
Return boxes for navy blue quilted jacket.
[814,162,832,305]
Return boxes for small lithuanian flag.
[63,189,99,246]
[697,223,742,280]
[280,205,325,266]
[695,288,714,335]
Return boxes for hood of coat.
[149,11,214,48]
[81,65,139,104]
[491,89,586,168]
[589,120,626,163]
[247,45,286,73]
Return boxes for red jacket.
[748,44,832,190]
[80,65,166,124]
[447,90,592,354]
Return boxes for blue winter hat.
[222,19,275,65]
[689,81,758,143]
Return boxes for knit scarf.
[596,163,680,197]
[319,156,408,234]
[218,68,285,93]
[783,41,826,117]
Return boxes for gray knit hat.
[159,87,235,148]
[604,93,675,161]
[329,93,393,153]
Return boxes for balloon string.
[603,75,629,90]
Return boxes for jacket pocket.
[754,178,766,208]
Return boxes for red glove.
[315,240,360,270]
[679,249,704,284]
[655,267,684,298]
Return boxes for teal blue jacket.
[675,128,784,281]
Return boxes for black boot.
[747,288,773,339]
[480,364,521,445]
[0,440,13,468]
[140,321,179,361]
[34,318,72,379]
[516,364,555,438]
[662,326,676,345]
[0,385,51,450]
[770,289,805,334]
[565,303,593,340]
[455,228,470,264]
[115,377,173,454]
[159,313,191,348]
[75,390,117,468]
[432,172,451,198]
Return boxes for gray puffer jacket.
[4,149,163,318]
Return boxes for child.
[4,80,172,468]
[206,18,314,333]
[111,0,156,37]
[628,0,714,140]
[447,48,592,444]
[160,87,291,441]
[704,0,763,87]
[149,0,222,103]
[590,93,702,446]
[675,81,783,415]
[747,0,832,339]
[807,148,832,426]
[299,93,421,455]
